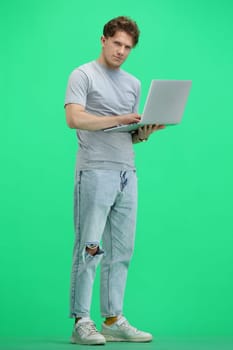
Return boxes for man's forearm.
[67,110,121,131]
[65,104,141,131]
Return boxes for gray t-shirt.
[65,60,141,170]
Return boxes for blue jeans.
[70,169,138,318]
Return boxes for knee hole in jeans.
[86,244,98,256]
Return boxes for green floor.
[1,337,233,350]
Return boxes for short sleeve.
[64,68,89,107]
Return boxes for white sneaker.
[71,317,106,345]
[101,316,152,342]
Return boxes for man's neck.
[97,57,120,71]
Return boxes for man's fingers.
[137,124,165,140]
[152,124,165,131]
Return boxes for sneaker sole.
[102,334,152,343]
[71,336,106,345]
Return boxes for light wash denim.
[70,169,137,318]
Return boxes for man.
[64,16,164,345]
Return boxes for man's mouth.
[113,56,122,61]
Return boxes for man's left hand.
[137,124,165,141]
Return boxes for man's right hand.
[118,113,141,125]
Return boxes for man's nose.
[117,46,125,56]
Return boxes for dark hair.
[103,16,140,47]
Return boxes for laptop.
[104,79,192,133]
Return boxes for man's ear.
[100,35,106,47]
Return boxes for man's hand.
[118,113,141,125]
[133,124,165,143]
[138,124,165,139]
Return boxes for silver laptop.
[104,79,192,133]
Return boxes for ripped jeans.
[70,169,137,318]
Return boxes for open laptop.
[104,79,192,133]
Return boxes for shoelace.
[77,321,98,336]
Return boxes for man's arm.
[65,103,141,131]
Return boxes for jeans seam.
[107,213,113,315]
[70,171,82,317]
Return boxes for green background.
[1,0,233,344]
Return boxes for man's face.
[100,31,134,69]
